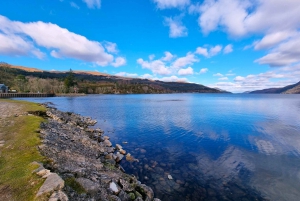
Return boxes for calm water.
[15,94,300,201]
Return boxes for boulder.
[36,173,64,197]
[76,178,100,195]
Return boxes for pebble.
[168,175,173,180]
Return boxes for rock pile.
[38,107,161,201]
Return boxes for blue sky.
[0,0,300,92]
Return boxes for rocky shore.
[36,104,161,201]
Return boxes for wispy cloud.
[82,0,101,9]
[195,45,223,57]
[223,44,233,54]
[153,0,190,9]
[164,15,188,38]
[200,68,208,74]
[70,2,80,9]
[115,72,138,77]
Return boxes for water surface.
[16,94,300,201]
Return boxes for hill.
[248,81,300,94]
[0,63,226,94]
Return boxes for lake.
[15,94,300,201]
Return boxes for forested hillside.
[0,63,224,94]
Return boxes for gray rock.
[104,139,112,147]
[110,181,120,195]
[39,106,160,201]
[76,177,100,195]
[118,190,130,201]
[116,153,124,162]
[136,184,154,200]
[116,144,122,150]
[36,173,64,197]
[49,190,69,201]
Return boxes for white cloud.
[160,75,188,82]
[244,0,300,34]
[111,57,126,67]
[213,73,223,77]
[153,0,190,9]
[164,16,188,38]
[223,44,233,54]
[194,0,300,67]
[0,33,45,59]
[195,45,223,57]
[82,0,100,9]
[200,68,208,74]
[137,51,199,76]
[211,65,300,93]
[70,2,80,9]
[141,74,153,79]
[162,51,174,61]
[178,67,194,75]
[115,72,138,78]
[218,77,228,81]
[254,31,295,50]
[234,76,245,81]
[172,52,198,69]
[137,58,172,75]
[0,15,125,67]
[197,0,250,36]
[255,34,300,67]
[195,47,209,57]
[209,45,222,56]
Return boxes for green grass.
[0,99,47,201]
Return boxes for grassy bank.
[0,99,46,201]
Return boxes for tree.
[64,69,76,93]
[15,75,28,92]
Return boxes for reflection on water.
[15,94,300,201]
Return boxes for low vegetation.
[0,99,46,201]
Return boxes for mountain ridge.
[248,81,300,94]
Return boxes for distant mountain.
[0,63,228,94]
[213,87,231,93]
[249,81,300,94]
